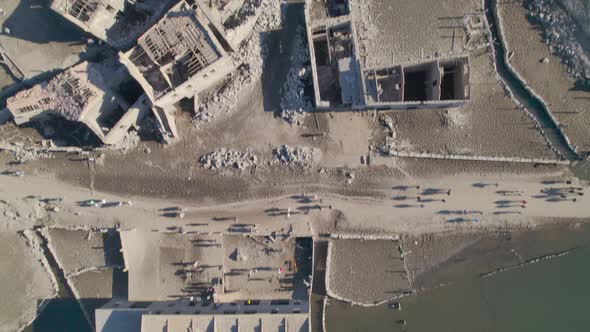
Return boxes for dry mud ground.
[353,0,481,66]
[0,0,589,328]
[388,51,556,158]
[498,0,590,155]
[45,228,110,275]
[223,235,305,300]
[0,232,54,332]
[326,239,409,305]
[349,0,558,159]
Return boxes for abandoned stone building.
[305,0,471,110]
[362,56,470,109]
[50,0,126,42]
[96,299,309,332]
[119,0,236,138]
[5,61,149,145]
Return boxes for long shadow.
[20,114,102,148]
[25,298,95,332]
[25,267,127,332]
[3,0,87,44]
[260,3,306,115]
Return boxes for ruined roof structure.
[50,0,125,42]
[120,1,235,110]
[7,61,106,123]
[6,61,138,144]
[305,0,471,110]
[119,1,236,138]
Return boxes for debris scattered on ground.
[273,145,320,168]
[2,142,54,164]
[12,148,53,164]
[223,0,263,30]
[379,114,395,137]
[111,131,140,154]
[280,26,312,126]
[526,0,590,83]
[346,171,355,184]
[200,148,258,171]
[193,0,282,127]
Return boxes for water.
[325,234,590,332]
[399,245,590,332]
[22,299,92,332]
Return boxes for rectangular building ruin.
[6,61,149,145]
[305,0,471,111]
[120,0,236,137]
[362,56,470,109]
[308,21,363,109]
[96,299,309,332]
[50,0,125,42]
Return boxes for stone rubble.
[526,0,590,84]
[280,25,312,126]
[7,143,54,164]
[199,148,258,171]
[193,0,282,127]
[111,130,141,154]
[273,145,320,168]
[379,114,395,135]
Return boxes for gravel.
[273,145,321,168]
[526,0,590,83]
[199,148,258,171]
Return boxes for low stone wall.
[386,149,569,165]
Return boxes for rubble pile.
[379,114,397,154]
[193,0,282,127]
[2,143,54,164]
[224,0,263,30]
[280,26,312,126]
[379,114,395,136]
[200,148,258,171]
[113,130,141,154]
[526,0,590,83]
[273,145,320,168]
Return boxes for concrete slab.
[120,230,224,301]
[46,228,110,275]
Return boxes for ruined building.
[96,299,309,332]
[50,0,126,42]
[305,0,471,110]
[120,0,236,138]
[6,61,149,145]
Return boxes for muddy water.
[325,225,590,331]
